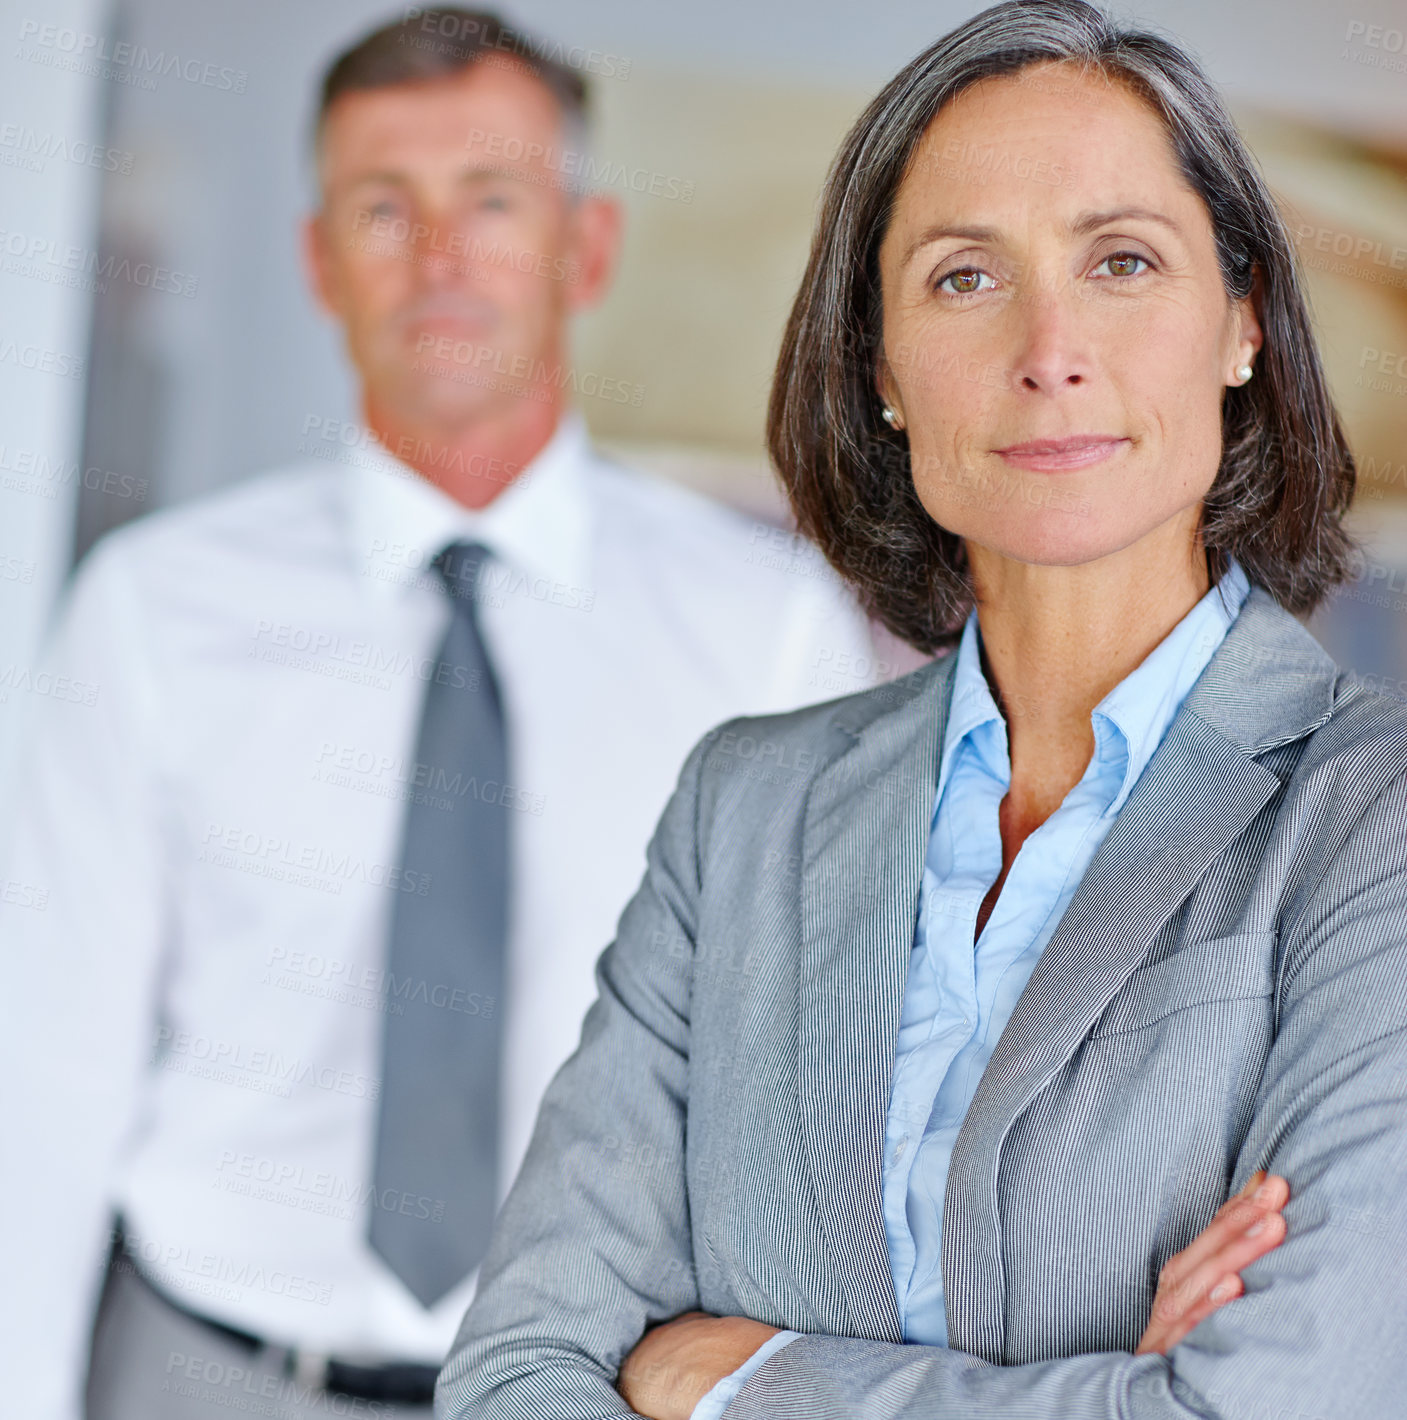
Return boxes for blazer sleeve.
[436,725,717,1419]
[721,765,1407,1420]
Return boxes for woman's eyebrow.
[901,205,1183,266]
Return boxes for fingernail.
[1209,1280,1233,1302]
[1253,1182,1274,1203]
[1241,1170,1266,1198]
[1246,1218,1267,1236]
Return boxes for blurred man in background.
[0,9,878,1417]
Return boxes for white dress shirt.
[0,413,878,1419]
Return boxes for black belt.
[122,1246,441,1406]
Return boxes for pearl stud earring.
[1236,364,1253,382]
[881,406,903,429]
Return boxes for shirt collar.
[940,613,1007,798]
[937,557,1252,813]
[346,410,594,601]
[1092,557,1250,813]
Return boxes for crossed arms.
[436,735,1407,1420]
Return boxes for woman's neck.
[965,520,1211,803]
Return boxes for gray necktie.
[369,540,508,1306]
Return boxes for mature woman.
[439,3,1407,1417]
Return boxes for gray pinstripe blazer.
[437,585,1407,1419]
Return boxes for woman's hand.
[616,1170,1287,1415]
[1135,1169,1289,1355]
[617,1310,782,1420]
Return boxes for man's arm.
[0,542,172,1420]
[436,728,723,1419]
[718,767,1407,1419]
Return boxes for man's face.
[306,59,617,434]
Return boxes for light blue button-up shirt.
[690,559,1252,1417]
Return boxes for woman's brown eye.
[938,268,986,295]
[1104,253,1147,277]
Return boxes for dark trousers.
[85,1246,435,1420]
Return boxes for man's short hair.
[316,8,590,143]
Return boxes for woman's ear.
[875,355,906,431]
[1232,266,1265,375]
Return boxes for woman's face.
[875,62,1261,572]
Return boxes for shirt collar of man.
[347,409,595,602]
[935,556,1253,816]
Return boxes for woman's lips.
[994,437,1129,472]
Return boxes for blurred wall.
[0,0,108,817]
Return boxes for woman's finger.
[1136,1174,1291,1354]
[1154,1208,1286,1330]
[1155,1174,1287,1295]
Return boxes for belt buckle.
[291,1349,332,1391]
[263,1344,331,1391]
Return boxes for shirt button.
[895,1134,910,1161]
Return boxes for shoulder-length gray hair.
[769,0,1358,656]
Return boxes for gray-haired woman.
[439,4,1406,1418]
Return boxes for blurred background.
[3,0,1407,806]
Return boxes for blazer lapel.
[941,587,1341,1362]
[797,653,957,1341]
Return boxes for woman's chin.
[945,514,1122,570]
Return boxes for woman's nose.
[1005,275,1095,393]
